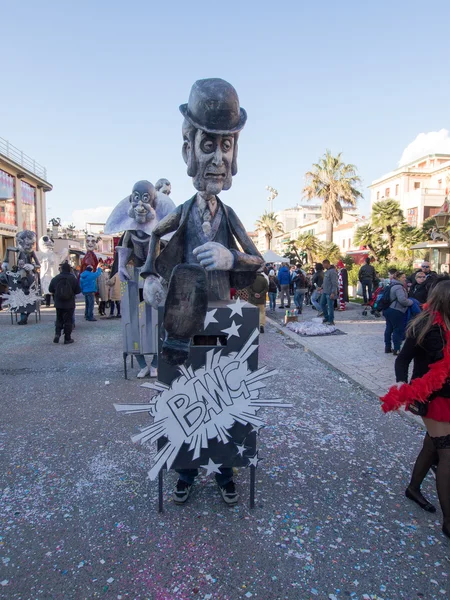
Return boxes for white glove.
[23,263,35,272]
[1,262,9,272]
[143,275,166,309]
[193,242,234,271]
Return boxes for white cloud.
[69,206,114,229]
[399,129,450,166]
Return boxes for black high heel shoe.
[405,487,437,513]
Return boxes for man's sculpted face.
[85,235,97,251]
[192,131,234,196]
[128,181,156,224]
[18,235,35,252]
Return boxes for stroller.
[362,284,384,317]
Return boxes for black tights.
[433,436,450,529]
[409,433,450,528]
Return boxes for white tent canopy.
[263,249,290,263]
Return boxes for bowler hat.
[180,78,247,135]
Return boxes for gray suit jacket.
[141,195,263,290]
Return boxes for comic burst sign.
[115,328,292,480]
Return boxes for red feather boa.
[380,310,450,413]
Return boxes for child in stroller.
[362,284,384,317]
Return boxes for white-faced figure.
[85,234,99,252]
[104,180,176,282]
[37,235,69,295]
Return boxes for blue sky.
[1,0,450,230]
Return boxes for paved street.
[1,302,449,599]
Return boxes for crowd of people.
[241,260,349,330]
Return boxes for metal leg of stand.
[131,354,134,368]
[249,465,256,509]
[123,352,128,380]
[158,470,164,513]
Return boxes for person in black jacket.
[48,263,81,344]
[408,270,428,305]
[358,257,376,304]
[394,279,450,539]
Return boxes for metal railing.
[0,136,48,181]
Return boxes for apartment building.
[369,154,450,226]
[0,137,52,259]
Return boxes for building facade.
[369,154,450,227]
[0,137,52,259]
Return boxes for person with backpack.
[48,263,81,344]
[246,271,269,333]
[292,268,308,314]
[382,271,413,354]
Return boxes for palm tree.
[394,225,428,260]
[317,241,342,264]
[353,223,382,259]
[287,232,321,265]
[303,150,363,243]
[371,199,404,253]
[255,211,284,250]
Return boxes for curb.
[266,315,425,431]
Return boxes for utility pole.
[266,185,278,214]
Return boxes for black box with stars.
[157,300,260,470]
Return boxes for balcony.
[0,136,48,181]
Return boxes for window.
[438,179,442,189]
[395,184,399,195]
[414,182,421,189]
[0,169,16,226]
[348,238,351,248]
[377,191,380,200]
[385,188,390,197]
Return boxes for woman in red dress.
[381,279,450,539]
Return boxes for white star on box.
[235,443,247,457]
[227,297,247,318]
[248,452,261,468]
[203,309,218,329]
[251,424,265,435]
[200,458,223,476]
[221,320,241,339]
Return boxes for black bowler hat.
[180,78,247,135]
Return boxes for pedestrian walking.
[246,272,269,333]
[48,263,81,344]
[382,279,450,539]
[383,271,413,355]
[319,259,338,325]
[277,262,291,309]
[311,263,324,312]
[358,257,377,305]
[80,265,103,322]
[106,272,121,318]
[267,269,279,312]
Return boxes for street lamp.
[266,185,278,213]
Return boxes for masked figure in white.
[37,235,69,307]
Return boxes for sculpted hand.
[118,265,132,282]
[143,275,166,309]
[193,242,234,271]
[24,263,34,272]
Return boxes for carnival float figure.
[37,235,69,307]
[104,179,176,377]
[141,78,264,366]
[1,230,41,324]
[79,234,100,275]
